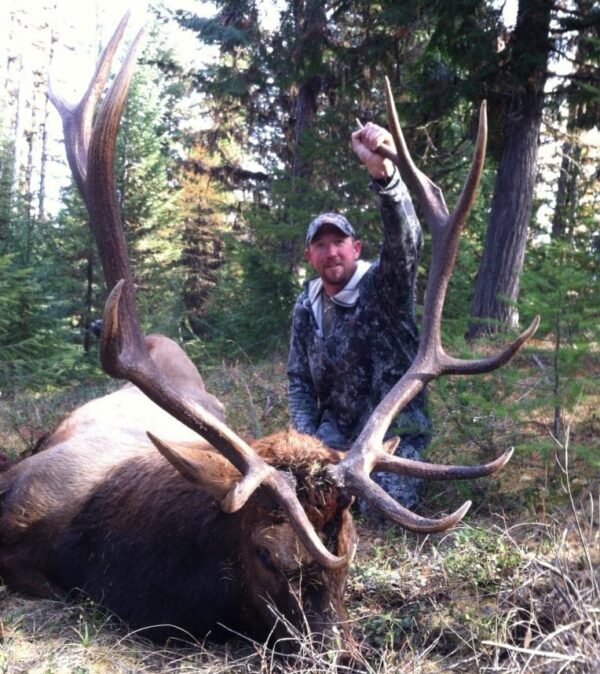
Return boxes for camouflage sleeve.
[287,300,320,436]
[370,169,423,313]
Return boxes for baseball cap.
[305,212,357,245]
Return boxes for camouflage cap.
[305,212,357,245]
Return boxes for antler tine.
[439,315,540,375]
[350,469,473,534]
[328,79,538,533]
[374,447,514,479]
[105,286,348,570]
[52,14,348,570]
[86,24,147,358]
[383,76,450,229]
[49,11,131,200]
[420,99,487,348]
[448,102,488,238]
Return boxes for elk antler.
[50,14,349,570]
[328,78,539,532]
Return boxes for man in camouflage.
[287,122,431,511]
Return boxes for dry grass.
[1,351,598,673]
[1,491,597,673]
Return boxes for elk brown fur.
[0,337,354,645]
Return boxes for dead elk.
[0,15,537,651]
[0,373,353,645]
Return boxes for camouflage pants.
[357,433,429,519]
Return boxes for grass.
[1,497,597,673]
[0,343,598,673]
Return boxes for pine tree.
[172,0,438,355]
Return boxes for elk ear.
[147,432,239,499]
[382,437,400,455]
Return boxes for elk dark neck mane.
[46,435,352,644]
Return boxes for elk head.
[43,11,538,649]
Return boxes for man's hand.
[351,122,395,180]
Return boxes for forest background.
[0,1,599,672]
[1,0,598,454]
[0,0,597,393]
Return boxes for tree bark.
[282,0,328,272]
[551,13,591,242]
[551,137,581,241]
[37,28,57,222]
[467,0,553,339]
[82,246,94,354]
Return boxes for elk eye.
[256,546,278,573]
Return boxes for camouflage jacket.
[287,169,431,450]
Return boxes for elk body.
[0,15,538,650]
[0,338,353,644]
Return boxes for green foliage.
[0,131,16,251]
[173,0,512,356]
[0,26,192,394]
[442,526,522,587]
[1,2,597,435]
[116,52,186,335]
[0,255,54,389]
[521,239,600,452]
[0,253,51,385]
[425,227,599,488]
[363,610,417,649]
[194,234,297,359]
[0,252,100,392]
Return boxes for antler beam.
[51,14,348,570]
[328,79,539,530]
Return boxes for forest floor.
[0,339,598,673]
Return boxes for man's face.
[305,224,362,295]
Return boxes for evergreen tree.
[467,0,553,338]
[116,63,184,332]
[173,0,438,356]
[0,120,16,252]
[550,0,600,241]
[47,33,187,346]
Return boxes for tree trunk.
[551,13,591,242]
[0,23,22,251]
[22,112,35,265]
[37,28,57,222]
[82,246,94,354]
[467,100,543,335]
[467,0,552,339]
[551,138,581,241]
[290,0,326,181]
[282,0,328,272]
